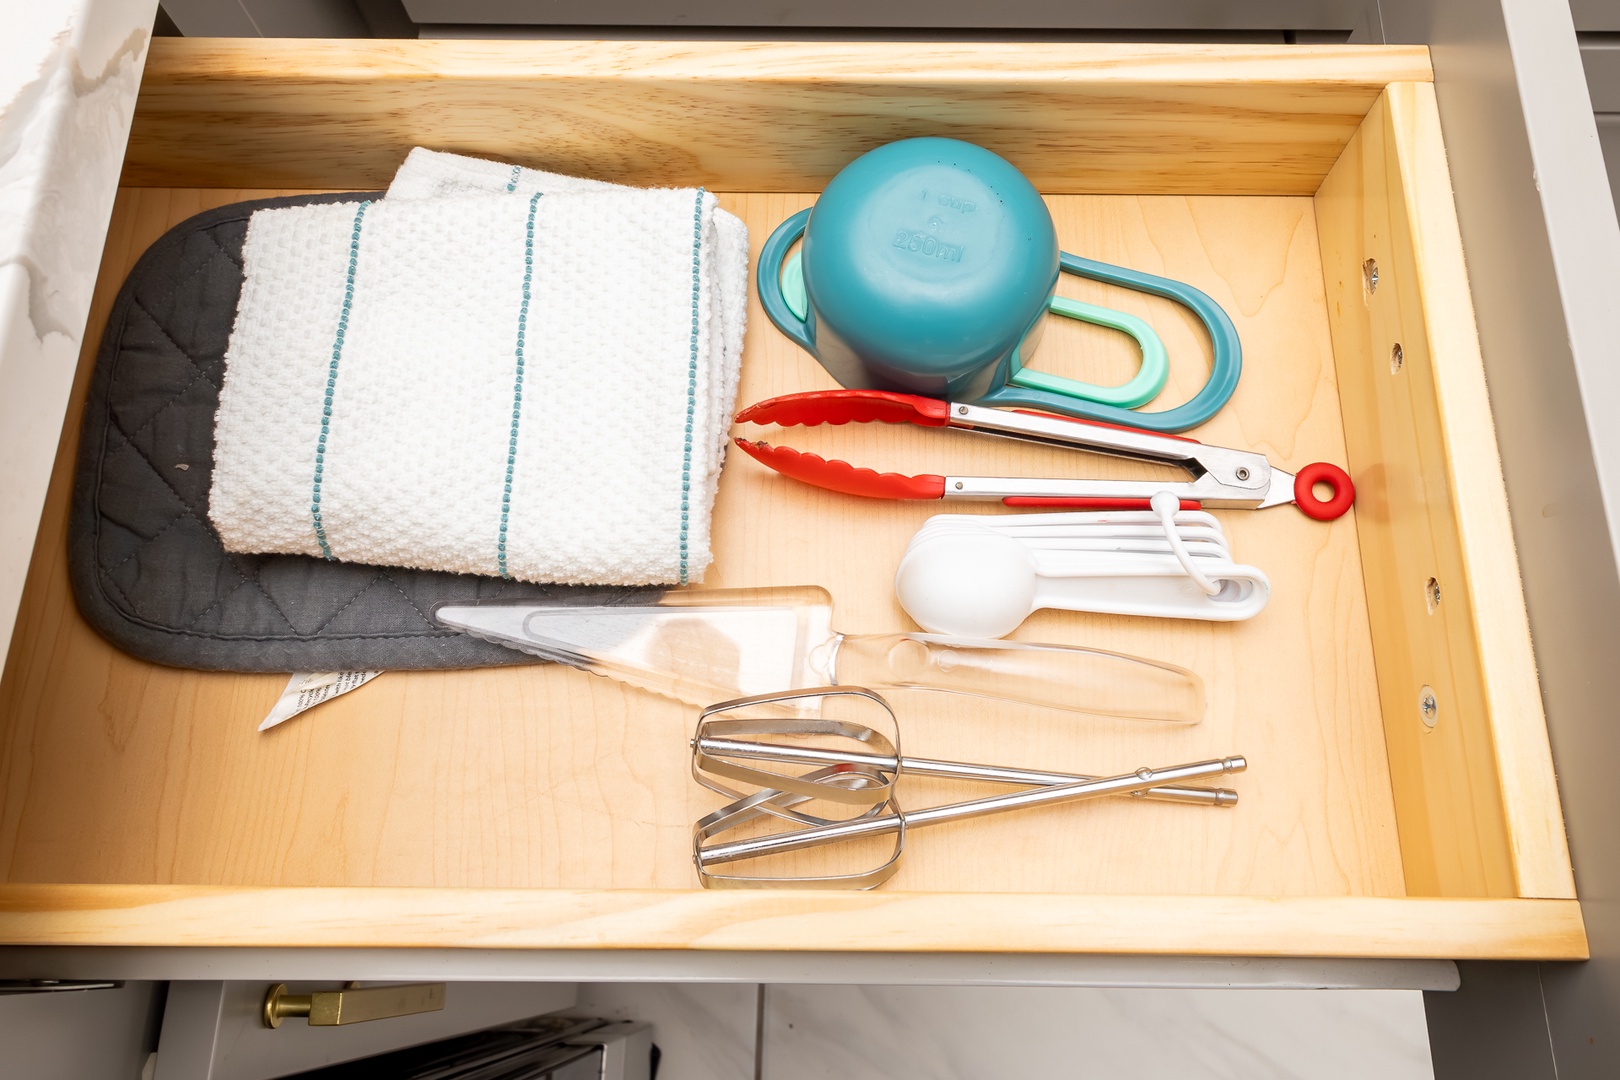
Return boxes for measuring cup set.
[894,508,1270,635]
[757,137,1242,432]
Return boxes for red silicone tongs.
[732,389,1354,521]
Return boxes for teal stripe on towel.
[498,191,544,578]
[678,189,704,584]
[310,199,372,561]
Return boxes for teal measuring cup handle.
[980,253,1242,433]
[757,209,815,355]
[1009,296,1170,409]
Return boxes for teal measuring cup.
[778,250,1169,409]
[757,137,1241,433]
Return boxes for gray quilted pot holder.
[70,193,657,671]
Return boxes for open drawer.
[0,39,1585,960]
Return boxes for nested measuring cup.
[758,137,1242,433]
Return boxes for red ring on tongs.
[1293,462,1356,521]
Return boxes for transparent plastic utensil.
[435,586,1204,723]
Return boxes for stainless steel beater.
[690,687,1246,889]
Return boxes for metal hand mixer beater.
[690,688,1247,889]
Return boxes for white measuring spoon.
[907,532,1232,563]
[909,523,1231,555]
[894,529,1270,636]
[917,511,1230,540]
[911,515,1230,549]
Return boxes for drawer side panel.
[1315,84,1576,900]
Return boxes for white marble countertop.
[0,0,155,659]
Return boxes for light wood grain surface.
[1315,85,1575,900]
[122,39,1432,195]
[0,886,1586,960]
[0,185,1403,906]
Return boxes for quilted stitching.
[200,226,245,273]
[310,572,389,636]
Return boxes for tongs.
[733,389,1355,521]
[690,688,1246,889]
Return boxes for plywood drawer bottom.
[0,39,1584,959]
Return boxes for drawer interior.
[0,39,1582,956]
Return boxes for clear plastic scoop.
[436,586,1204,724]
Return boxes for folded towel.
[388,147,625,200]
[388,149,748,421]
[210,166,747,586]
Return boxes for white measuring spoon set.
[895,501,1270,637]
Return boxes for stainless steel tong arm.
[947,402,1278,506]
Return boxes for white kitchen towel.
[210,181,745,586]
[388,148,749,424]
[387,147,625,200]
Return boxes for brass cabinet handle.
[261,982,446,1029]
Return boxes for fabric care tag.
[259,671,382,731]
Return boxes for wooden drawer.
[0,39,1585,960]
